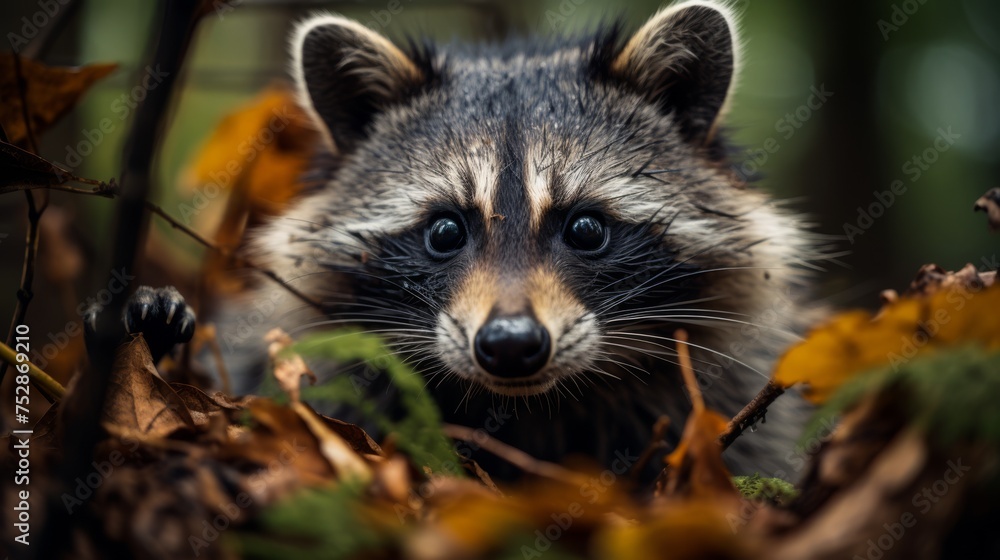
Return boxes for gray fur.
[247,1,825,481]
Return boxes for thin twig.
[718,381,786,450]
[1,182,117,197]
[0,340,66,401]
[630,415,671,478]
[443,423,590,486]
[674,329,704,411]
[144,200,324,311]
[674,328,788,450]
[0,53,50,392]
[5,168,320,311]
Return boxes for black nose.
[474,315,551,378]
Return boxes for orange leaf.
[773,283,1000,403]
[0,54,117,146]
[181,86,317,214]
[594,502,753,560]
[181,86,318,295]
[661,330,738,500]
[663,406,734,499]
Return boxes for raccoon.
[208,0,823,481]
[83,1,816,482]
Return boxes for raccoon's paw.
[84,285,196,363]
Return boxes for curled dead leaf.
[292,401,372,483]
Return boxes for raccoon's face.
[264,2,805,398]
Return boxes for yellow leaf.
[774,283,1000,403]
[595,502,753,560]
[0,54,118,146]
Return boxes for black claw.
[165,302,179,324]
[84,285,197,364]
[83,304,100,338]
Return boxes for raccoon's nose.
[474,315,551,378]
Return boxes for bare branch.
[0,182,116,197]
[144,201,324,312]
[0,53,50,394]
[443,423,590,486]
[718,381,786,450]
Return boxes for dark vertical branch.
[32,1,204,557]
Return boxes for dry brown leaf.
[170,382,250,426]
[0,54,118,146]
[774,283,1000,404]
[974,187,1000,232]
[292,401,372,482]
[902,263,994,299]
[762,380,991,560]
[409,476,632,560]
[218,399,338,487]
[318,413,383,457]
[661,406,736,499]
[100,335,195,438]
[265,327,316,403]
[371,453,413,504]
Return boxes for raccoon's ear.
[609,1,739,144]
[292,15,426,152]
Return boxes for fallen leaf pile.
[4,276,1000,559]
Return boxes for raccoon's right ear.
[292,15,426,153]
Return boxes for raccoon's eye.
[565,213,608,253]
[426,214,466,257]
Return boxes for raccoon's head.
[262,1,811,398]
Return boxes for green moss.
[733,473,798,504]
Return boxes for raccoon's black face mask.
[269,2,809,398]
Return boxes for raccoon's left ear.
[608,1,740,144]
[292,15,427,153]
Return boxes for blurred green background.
[1,0,998,348]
